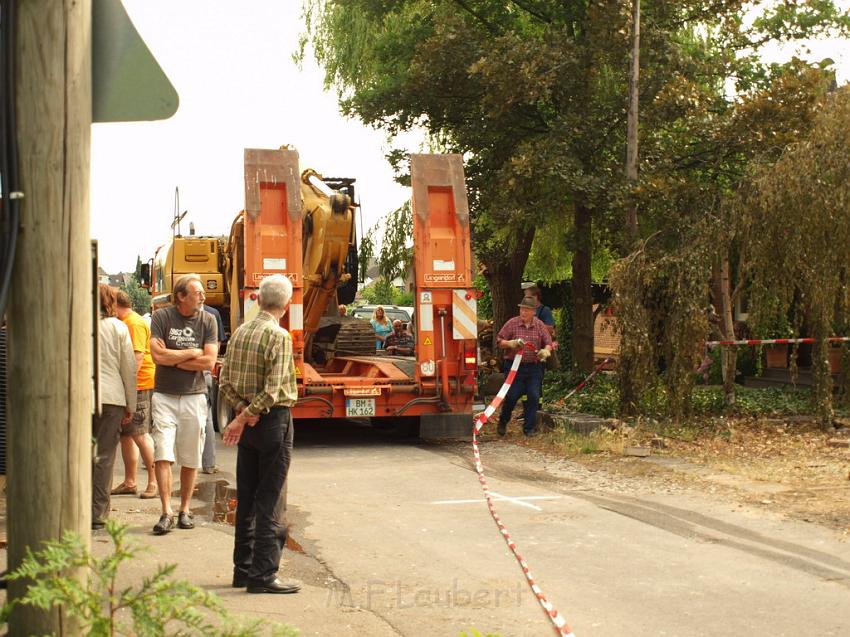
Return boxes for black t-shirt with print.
[151,306,217,395]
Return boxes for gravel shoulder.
[475,414,850,538]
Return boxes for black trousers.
[233,406,293,583]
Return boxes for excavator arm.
[300,169,353,335]
[299,169,378,363]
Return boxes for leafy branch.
[1,522,296,637]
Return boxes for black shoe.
[232,571,248,588]
[92,520,106,531]
[246,577,302,594]
[497,422,507,436]
[177,511,195,530]
[153,514,175,535]
[524,430,538,438]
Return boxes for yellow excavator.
[145,157,373,363]
[145,147,476,439]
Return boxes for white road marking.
[431,492,561,511]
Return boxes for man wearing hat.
[495,297,554,437]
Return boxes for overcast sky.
[90,1,850,274]
[91,0,422,273]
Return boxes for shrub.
[0,522,296,637]
[543,370,818,419]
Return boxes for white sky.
[90,1,850,274]
[91,1,422,273]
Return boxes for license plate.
[346,398,375,417]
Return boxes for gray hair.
[172,273,202,304]
[259,274,293,311]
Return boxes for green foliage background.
[301,0,850,419]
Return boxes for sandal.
[110,483,137,496]
[139,484,158,499]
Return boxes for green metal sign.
[92,0,179,122]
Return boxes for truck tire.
[370,415,419,437]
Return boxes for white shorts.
[151,392,207,468]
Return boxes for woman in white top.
[92,284,137,530]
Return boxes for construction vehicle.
[143,148,477,438]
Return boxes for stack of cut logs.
[477,319,500,372]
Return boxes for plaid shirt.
[497,316,553,364]
[219,311,297,416]
[384,330,415,352]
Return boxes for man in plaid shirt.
[219,274,300,595]
[495,297,554,437]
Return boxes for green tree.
[120,255,151,315]
[360,277,396,305]
[736,87,850,428]
[613,60,836,416]
[300,0,849,377]
[302,0,847,378]
[300,0,632,368]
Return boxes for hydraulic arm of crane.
[300,169,355,356]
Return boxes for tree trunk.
[712,257,737,407]
[572,202,594,371]
[481,228,535,349]
[625,0,641,244]
[7,1,92,633]
[811,316,834,431]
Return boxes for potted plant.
[759,312,793,369]
[828,343,843,374]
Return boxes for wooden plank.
[7,1,92,634]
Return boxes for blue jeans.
[202,372,216,469]
[497,362,543,434]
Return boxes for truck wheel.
[371,416,419,437]
[394,416,420,438]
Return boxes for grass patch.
[548,424,625,456]
[542,371,830,420]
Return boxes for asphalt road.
[4,422,849,637]
[285,422,850,637]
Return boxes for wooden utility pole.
[7,1,92,633]
[625,0,641,244]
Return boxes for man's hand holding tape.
[498,337,524,350]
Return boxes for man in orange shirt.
[111,291,158,499]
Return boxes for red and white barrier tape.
[555,357,611,405]
[706,336,850,347]
[472,347,576,637]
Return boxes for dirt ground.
[498,414,850,537]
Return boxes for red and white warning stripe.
[452,289,478,340]
[555,358,611,406]
[706,336,850,347]
[472,347,576,637]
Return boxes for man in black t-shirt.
[149,274,218,535]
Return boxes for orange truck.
[144,148,477,439]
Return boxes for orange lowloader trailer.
[231,149,477,439]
